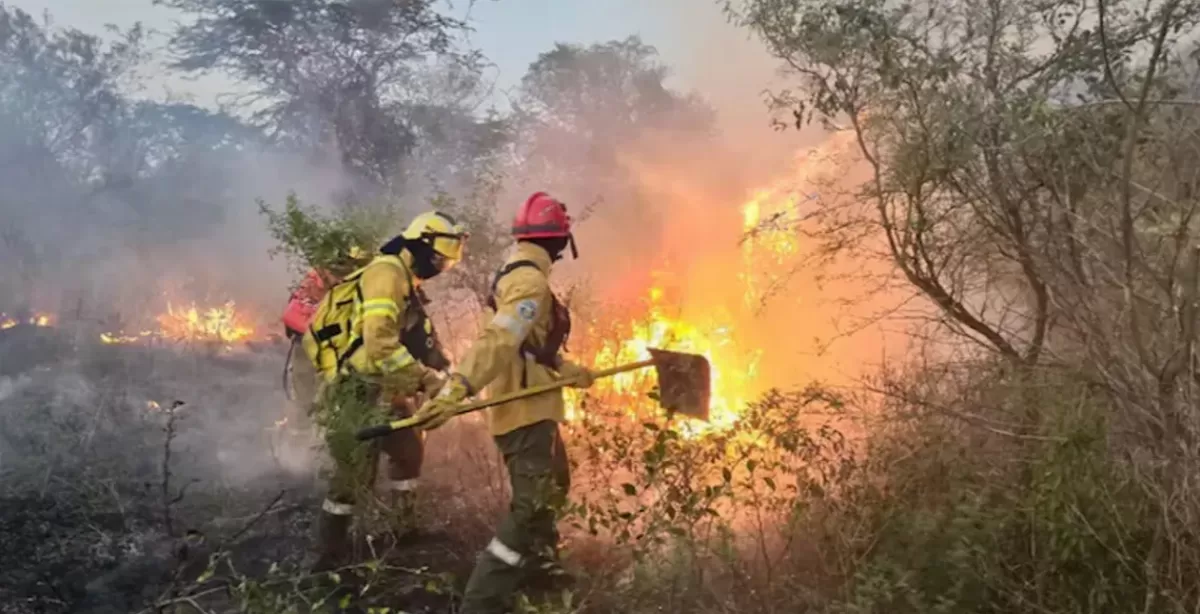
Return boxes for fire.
[567,188,804,438]
[156,301,254,343]
[741,190,801,258]
[100,300,258,346]
[575,287,763,437]
[100,331,156,345]
[566,151,834,437]
[1,313,54,329]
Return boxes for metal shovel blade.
[648,348,711,421]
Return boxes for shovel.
[354,348,711,441]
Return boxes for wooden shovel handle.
[355,359,655,440]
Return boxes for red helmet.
[513,192,571,238]
[513,192,578,258]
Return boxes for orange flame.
[156,301,254,343]
[100,300,258,345]
[1,313,54,329]
[566,186,803,438]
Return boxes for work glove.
[557,360,595,389]
[413,374,470,431]
[381,367,423,400]
[420,369,446,398]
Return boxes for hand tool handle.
[354,359,654,440]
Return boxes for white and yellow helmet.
[401,211,469,268]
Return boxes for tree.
[0,5,146,187]
[0,5,145,309]
[156,0,478,195]
[0,4,271,314]
[730,0,1200,605]
[513,36,716,204]
[729,0,1200,391]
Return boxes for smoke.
[0,7,374,496]
[490,2,906,399]
[0,0,903,499]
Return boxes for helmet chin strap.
[568,234,578,259]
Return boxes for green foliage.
[831,386,1163,613]
[563,384,852,610]
[312,375,392,498]
[259,192,382,279]
[168,551,454,612]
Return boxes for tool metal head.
[647,348,711,421]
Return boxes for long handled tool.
[355,348,711,441]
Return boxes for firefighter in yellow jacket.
[303,210,468,570]
[414,192,593,613]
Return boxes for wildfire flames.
[570,185,805,437]
[565,135,863,438]
[0,300,263,347]
[0,313,53,329]
[100,301,258,346]
[156,301,255,343]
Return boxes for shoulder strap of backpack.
[487,260,541,310]
[367,254,418,306]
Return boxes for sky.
[4,0,785,122]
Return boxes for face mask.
[543,236,570,261]
[406,240,443,280]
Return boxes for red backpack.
[282,269,333,338]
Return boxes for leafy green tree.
[513,36,716,219]
[259,192,382,279]
[156,0,478,194]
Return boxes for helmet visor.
[428,232,467,271]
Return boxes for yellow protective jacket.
[456,242,566,436]
[345,252,429,397]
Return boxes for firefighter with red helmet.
[414,192,593,612]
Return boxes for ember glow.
[1,313,55,329]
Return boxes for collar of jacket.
[371,251,419,287]
[513,241,553,274]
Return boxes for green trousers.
[461,420,570,613]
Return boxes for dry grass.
[4,322,1193,614]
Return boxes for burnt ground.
[0,323,495,613]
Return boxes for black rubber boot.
[311,508,353,572]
